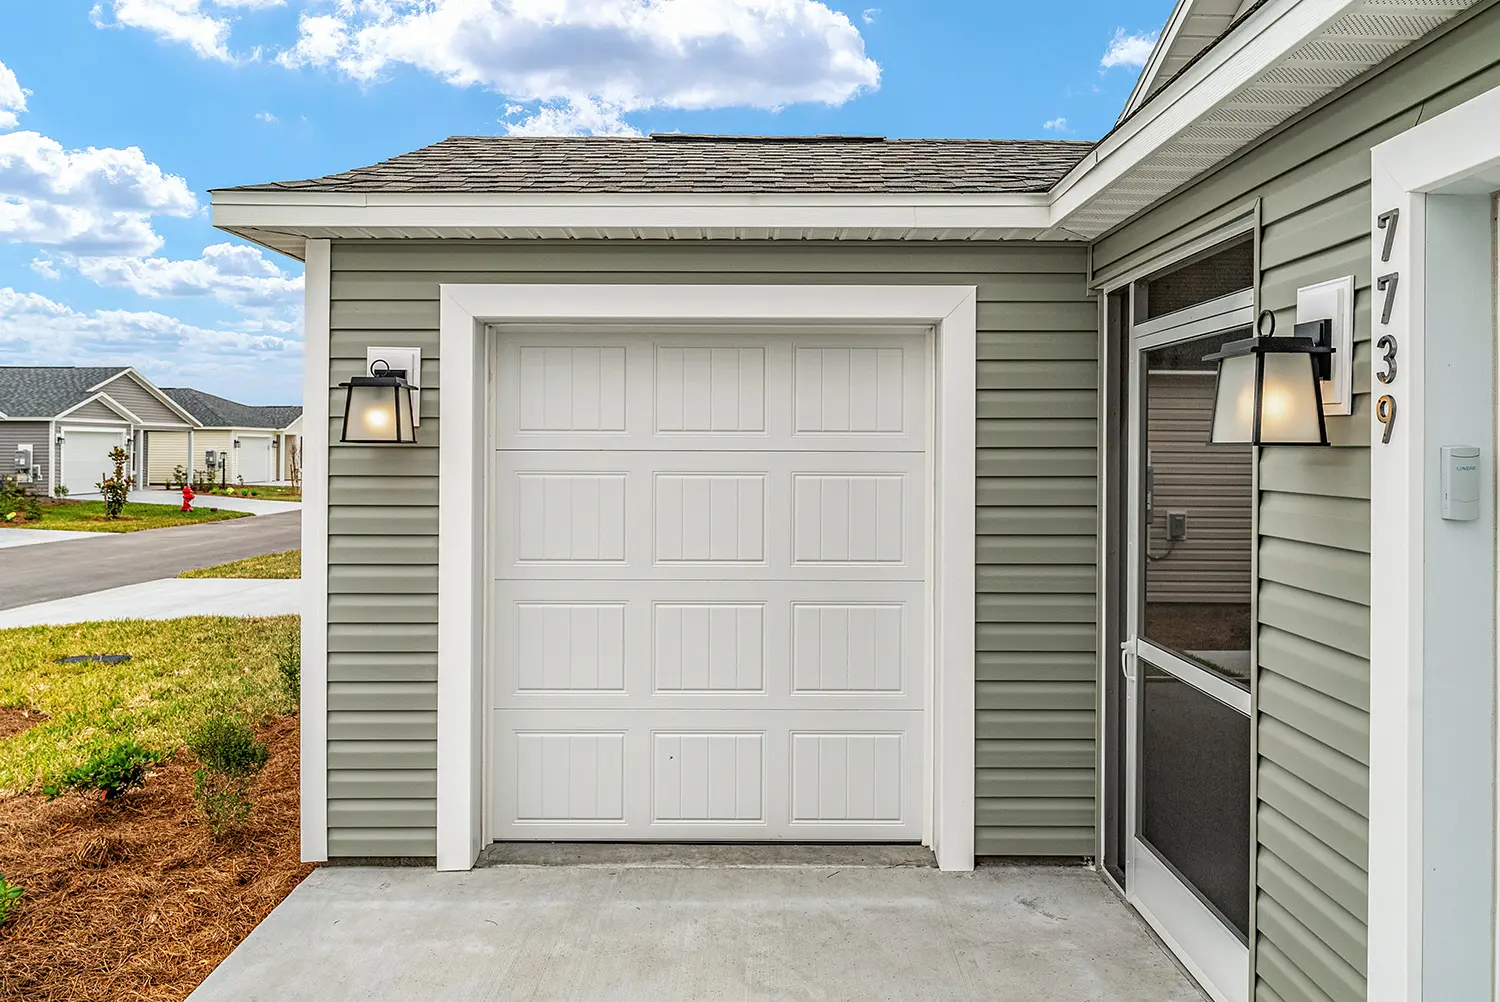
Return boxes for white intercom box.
[1440,446,1481,521]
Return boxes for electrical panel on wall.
[1296,275,1355,416]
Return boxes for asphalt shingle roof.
[0,366,131,418]
[162,387,301,430]
[217,135,1096,195]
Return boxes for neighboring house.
[211,2,1500,1000]
[147,388,302,486]
[0,366,197,496]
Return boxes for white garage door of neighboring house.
[61,429,125,496]
[490,330,929,842]
[237,436,273,484]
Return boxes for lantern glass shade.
[1206,336,1330,446]
[340,374,416,444]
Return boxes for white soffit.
[1054,0,1482,239]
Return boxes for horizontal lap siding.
[0,421,50,490]
[326,240,1097,858]
[1093,8,1500,999]
[146,431,189,485]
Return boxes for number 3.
[1377,333,1398,385]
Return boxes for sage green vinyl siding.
[1093,7,1500,999]
[325,240,1098,858]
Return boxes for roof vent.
[648,133,886,143]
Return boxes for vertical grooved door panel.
[493,329,927,841]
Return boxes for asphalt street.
[0,511,301,612]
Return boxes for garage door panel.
[61,428,125,495]
[495,581,924,711]
[496,452,925,580]
[492,326,928,845]
[496,330,926,452]
[494,709,923,840]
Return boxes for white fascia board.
[55,391,144,425]
[210,191,1055,239]
[1119,0,1196,123]
[1049,0,1362,226]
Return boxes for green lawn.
[0,616,297,795]
[193,484,302,502]
[0,500,250,533]
[180,549,301,579]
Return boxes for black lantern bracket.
[365,346,422,428]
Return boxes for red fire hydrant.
[181,484,195,512]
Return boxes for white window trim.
[1367,82,1500,1002]
[435,283,978,873]
[300,239,331,862]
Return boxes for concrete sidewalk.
[189,862,1204,1002]
[0,577,299,628]
[0,529,99,549]
[132,488,302,515]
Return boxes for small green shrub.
[0,476,42,522]
[52,484,69,498]
[192,770,254,838]
[188,716,269,778]
[188,715,270,839]
[43,741,160,800]
[0,876,21,926]
[275,641,301,714]
[94,446,134,519]
[171,464,188,488]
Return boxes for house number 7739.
[1375,208,1400,445]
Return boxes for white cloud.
[278,0,880,132]
[37,242,304,310]
[0,129,198,255]
[0,60,29,131]
[1100,28,1157,70]
[255,110,278,123]
[1043,117,1069,132]
[502,98,641,137]
[862,7,879,24]
[0,286,302,401]
[90,0,282,62]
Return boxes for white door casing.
[436,284,977,872]
[1367,82,1500,1002]
[61,427,127,495]
[490,331,927,841]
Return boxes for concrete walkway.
[0,528,99,549]
[0,577,300,628]
[190,863,1205,1002]
[0,511,300,611]
[132,488,302,515]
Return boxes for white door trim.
[436,283,977,872]
[1368,82,1500,1002]
[299,239,331,862]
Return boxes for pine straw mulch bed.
[0,716,314,1001]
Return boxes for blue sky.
[0,0,1168,404]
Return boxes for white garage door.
[237,437,273,484]
[491,330,928,842]
[61,429,124,495]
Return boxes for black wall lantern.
[1204,310,1334,446]
[339,359,418,444]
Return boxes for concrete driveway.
[191,862,1205,1002]
[0,511,300,611]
